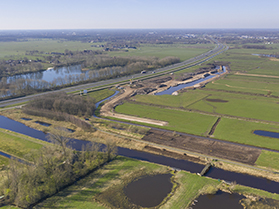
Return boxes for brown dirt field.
[143,145,206,164]
[206,99,228,103]
[142,129,261,165]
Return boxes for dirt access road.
[100,87,168,126]
[235,72,279,79]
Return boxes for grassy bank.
[256,150,279,171]
[161,171,220,209]
[87,88,116,102]
[0,128,49,160]
[0,155,9,167]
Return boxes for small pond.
[192,190,244,209]
[67,128,75,133]
[35,121,52,127]
[21,117,32,121]
[254,130,279,139]
[124,173,173,207]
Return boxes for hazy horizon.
[1,0,279,30]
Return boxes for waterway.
[155,66,226,95]
[0,115,279,194]
[95,90,120,109]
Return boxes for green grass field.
[0,128,49,160]
[133,91,209,108]
[115,102,217,136]
[213,118,279,150]
[187,90,279,123]
[108,44,215,61]
[256,150,279,171]
[212,47,279,76]
[133,89,279,123]
[0,39,104,59]
[206,74,279,96]
[87,88,115,102]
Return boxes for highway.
[0,37,227,107]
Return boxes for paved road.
[0,37,227,107]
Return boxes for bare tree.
[47,127,71,157]
[104,139,118,161]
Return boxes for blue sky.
[0,0,278,29]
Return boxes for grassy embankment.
[86,88,116,102]
[0,128,49,161]
[20,156,279,209]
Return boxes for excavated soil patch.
[206,99,228,103]
[142,129,261,165]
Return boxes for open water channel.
[0,115,279,195]
[155,66,227,95]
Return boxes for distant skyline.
[1,0,279,30]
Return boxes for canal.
[0,115,279,194]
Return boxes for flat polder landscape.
[1,29,279,209]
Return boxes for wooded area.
[23,92,95,130]
[0,128,117,208]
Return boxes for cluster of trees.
[242,45,272,49]
[0,60,43,78]
[23,92,95,130]
[27,92,95,117]
[0,128,117,208]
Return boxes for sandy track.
[100,87,168,126]
[235,72,279,79]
